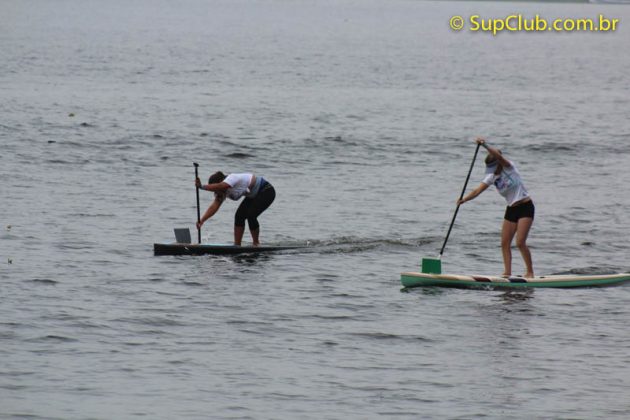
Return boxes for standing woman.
[195,172,275,246]
[458,138,535,278]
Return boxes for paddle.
[193,162,201,244]
[422,142,481,274]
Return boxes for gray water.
[2,0,630,418]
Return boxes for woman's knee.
[247,217,260,230]
[515,237,528,250]
[501,230,515,248]
[234,210,247,227]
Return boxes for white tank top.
[481,162,530,206]
[221,173,253,201]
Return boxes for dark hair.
[208,171,226,184]
[484,149,502,166]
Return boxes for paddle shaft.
[193,162,201,244]
[438,143,481,257]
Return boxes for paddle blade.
[422,258,442,274]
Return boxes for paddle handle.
[439,142,481,257]
[193,162,201,244]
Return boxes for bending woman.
[458,138,535,278]
[195,172,275,246]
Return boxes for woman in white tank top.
[457,138,535,278]
[195,171,275,246]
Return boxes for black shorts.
[234,181,275,230]
[504,200,535,223]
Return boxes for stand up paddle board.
[154,242,303,256]
[401,272,630,289]
[153,228,304,256]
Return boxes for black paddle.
[193,162,201,244]
[422,142,481,273]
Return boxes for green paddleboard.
[401,272,630,289]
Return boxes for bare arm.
[458,182,490,205]
[197,196,224,229]
[205,182,231,192]
[476,137,511,168]
[196,178,231,193]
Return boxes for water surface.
[2,0,630,418]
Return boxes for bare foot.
[524,272,534,278]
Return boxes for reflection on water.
[497,289,535,304]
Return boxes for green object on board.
[421,258,442,274]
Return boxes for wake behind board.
[401,272,630,289]
[154,228,304,256]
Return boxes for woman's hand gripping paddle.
[422,143,481,274]
[193,162,202,244]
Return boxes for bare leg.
[501,220,518,277]
[250,228,260,246]
[515,217,534,277]
[234,225,245,246]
